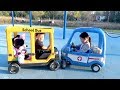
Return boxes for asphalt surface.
[0,25,120,79]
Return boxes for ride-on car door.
[68,32,89,64]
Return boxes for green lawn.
[103,29,120,33]
[67,27,120,33]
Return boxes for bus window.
[35,33,51,60]
[12,32,31,61]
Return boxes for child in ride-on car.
[12,34,31,63]
[35,33,50,59]
[72,32,91,53]
[72,32,102,54]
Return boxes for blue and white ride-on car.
[61,27,106,72]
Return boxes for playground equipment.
[61,27,106,72]
[12,11,67,39]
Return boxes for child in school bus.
[35,33,50,59]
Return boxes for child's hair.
[79,32,91,47]
[12,35,20,46]
[14,39,24,49]
[35,33,45,37]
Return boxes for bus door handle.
[8,54,12,56]
[28,53,35,56]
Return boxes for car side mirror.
[66,47,70,52]
[70,42,75,48]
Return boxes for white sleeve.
[81,43,90,52]
[13,48,16,55]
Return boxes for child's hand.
[22,49,27,53]
[21,50,26,54]
[71,42,76,48]
[47,45,51,50]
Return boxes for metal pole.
[11,11,14,26]
[29,11,32,27]
[63,11,67,39]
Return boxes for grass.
[104,29,120,33]
[67,26,120,30]
[1,21,120,34]
[67,26,120,33]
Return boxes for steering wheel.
[70,42,76,51]
[38,49,51,54]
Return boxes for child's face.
[80,37,89,44]
[36,34,45,42]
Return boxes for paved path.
[0,25,120,79]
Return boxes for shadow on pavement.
[0,54,8,67]
[22,66,49,71]
[60,65,93,72]
[0,69,9,74]
[22,65,93,72]
[0,54,9,74]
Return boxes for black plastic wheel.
[49,61,60,71]
[61,60,67,69]
[91,64,101,72]
[8,63,20,74]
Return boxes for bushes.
[66,21,120,30]
[0,16,120,30]
[0,16,11,24]
[88,22,120,30]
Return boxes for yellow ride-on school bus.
[6,26,60,74]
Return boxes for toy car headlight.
[61,52,66,56]
[55,51,59,54]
